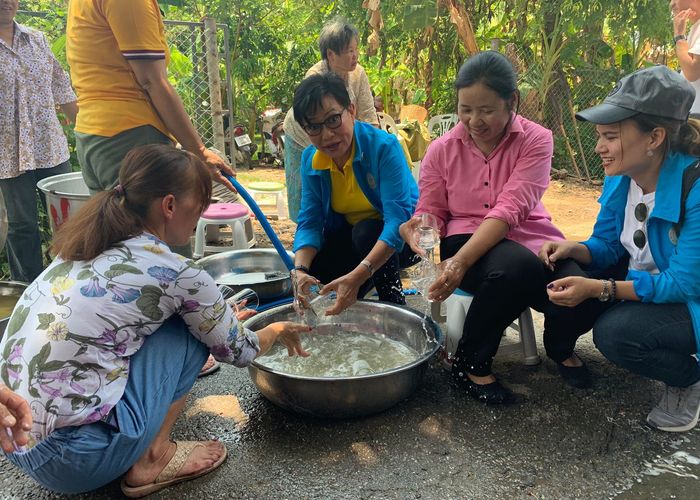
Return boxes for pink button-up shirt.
[415,114,564,255]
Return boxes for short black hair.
[293,72,351,126]
[455,51,518,101]
[318,19,359,60]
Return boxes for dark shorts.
[76,125,172,193]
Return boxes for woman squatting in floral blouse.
[0,144,310,497]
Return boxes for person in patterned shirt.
[0,144,310,497]
[0,0,78,282]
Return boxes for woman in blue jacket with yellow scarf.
[291,72,418,315]
[540,66,700,433]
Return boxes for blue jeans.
[5,317,208,495]
[593,302,700,388]
[0,162,71,282]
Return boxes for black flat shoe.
[557,361,592,389]
[455,377,517,405]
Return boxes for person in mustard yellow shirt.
[66,0,234,194]
[66,0,233,376]
[292,73,419,315]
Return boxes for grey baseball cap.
[576,65,696,124]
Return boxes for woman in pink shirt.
[401,52,591,405]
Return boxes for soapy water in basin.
[257,328,421,377]
[217,270,288,287]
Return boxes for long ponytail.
[631,115,700,158]
[52,144,212,261]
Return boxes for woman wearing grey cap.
[540,65,700,432]
[283,18,378,222]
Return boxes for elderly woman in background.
[283,18,378,222]
[292,73,418,315]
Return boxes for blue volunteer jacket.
[293,121,419,252]
[582,151,700,354]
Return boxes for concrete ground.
[2,299,699,500]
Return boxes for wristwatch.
[674,34,687,45]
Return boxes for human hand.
[546,276,600,307]
[539,240,579,271]
[674,8,696,36]
[319,272,364,315]
[399,217,425,256]
[0,386,32,453]
[200,147,237,192]
[235,308,257,321]
[292,270,321,311]
[270,321,312,357]
[427,257,468,302]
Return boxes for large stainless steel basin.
[197,248,294,301]
[245,301,442,418]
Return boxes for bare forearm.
[144,77,205,154]
[59,102,78,124]
[452,218,509,268]
[349,240,396,282]
[613,280,639,301]
[676,41,700,81]
[570,242,593,265]
[294,247,318,270]
[587,279,639,301]
[254,326,279,357]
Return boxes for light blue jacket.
[582,151,700,354]
[293,121,419,252]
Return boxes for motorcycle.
[258,107,285,167]
[224,116,257,170]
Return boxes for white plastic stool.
[246,181,287,219]
[193,203,255,258]
[440,288,539,369]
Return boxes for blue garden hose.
[224,173,294,271]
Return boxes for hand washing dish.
[245,300,442,418]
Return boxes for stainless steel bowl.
[197,249,294,301]
[245,301,442,418]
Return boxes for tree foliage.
[20,0,674,175]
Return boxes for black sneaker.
[557,361,592,389]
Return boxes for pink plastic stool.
[194,203,255,258]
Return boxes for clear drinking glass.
[415,213,440,252]
[219,285,259,313]
[411,213,440,300]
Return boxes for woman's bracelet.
[608,278,617,302]
[359,259,374,277]
[294,264,310,274]
[598,279,611,302]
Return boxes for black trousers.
[310,219,418,304]
[442,234,624,377]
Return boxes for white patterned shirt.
[0,22,76,179]
[0,233,259,445]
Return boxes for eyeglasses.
[302,109,346,136]
[633,202,648,249]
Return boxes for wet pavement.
[1,305,699,499]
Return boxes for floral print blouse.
[0,23,76,179]
[0,234,259,445]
